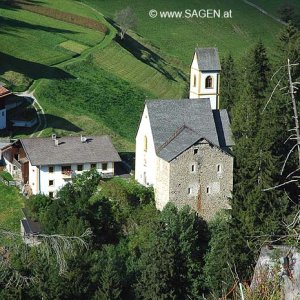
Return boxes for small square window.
[91,163,97,169]
[77,164,83,171]
[188,187,192,195]
[49,180,54,186]
[191,165,195,172]
[102,163,108,171]
[49,166,54,173]
[194,148,198,155]
[49,192,54,198]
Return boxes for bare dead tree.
[114,7,137,40]
[0,228,92,288]
[262,59,300,192]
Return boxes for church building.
[135,48,234,220]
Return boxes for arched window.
[193,74,197,87]
[205,76,213,88]
[144,136,148,152]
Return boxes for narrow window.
[193,74,197,87]
[217,164,222,173]
[144,136,148,152]
[91,163,97,169]
[49,180,54,186]
[188,187,192,194]
[206,186,211,194]
[194,148,198,155]
[77,164,83,171]
[49,192,54,198]
[49,166,54,173]
[102,163,108,171]
[205,76,213,88]
[191,165,195,172]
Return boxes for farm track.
[16,90,46,137]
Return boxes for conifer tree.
[220,54,238,115]
[246,41,271,100]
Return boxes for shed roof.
[20,135,121,166]
[195,47,221,71]
[21,208,41,235]
[146,98,233,162]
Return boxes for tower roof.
[195,47,221,71]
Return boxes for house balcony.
[61,170,73,179]
[13,158,21,169]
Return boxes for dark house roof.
[146,98,233,162]
[195,47,221,71]
[20,135,121,166]
[21,208,41,235]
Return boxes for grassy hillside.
[85,0,283,65]
[0,182,24,233]
[0,1,106,90]
[250,0,300,17]
[92,42,187,99]
[34,59,152,151]
[0,0,289,151]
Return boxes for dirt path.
[242,0,287,26]
[16,90,46,137]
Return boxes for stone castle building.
[135,48,234,220]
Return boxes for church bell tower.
[189,47,221,110]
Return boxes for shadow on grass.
[0,52,75,80]
[0,15,77,35]
[0,112,82,138]
[106,18,187,83]
[44,114,82,133]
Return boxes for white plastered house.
[2,135,121,197]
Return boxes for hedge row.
[10,0,108,33]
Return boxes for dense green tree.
[246,41,271,100]
[91,245,125,300]
[134,223,177,300]
[203,213,233,297]
[220,54,238,115]
[135,204,208,299]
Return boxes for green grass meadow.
[0,182,24,233]
[85,0,283,65]
[0,1,105,90]
[0,0,288,150]
[250,0,300,17]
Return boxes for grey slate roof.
[21,208,41,235]
[20,135,121,166]
[146,99,233,162]
[195,47,221,71]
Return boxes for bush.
[0,171,13,182]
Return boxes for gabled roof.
[20,135,121,166]
[195,47,221,71]
[146,98,233,162]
